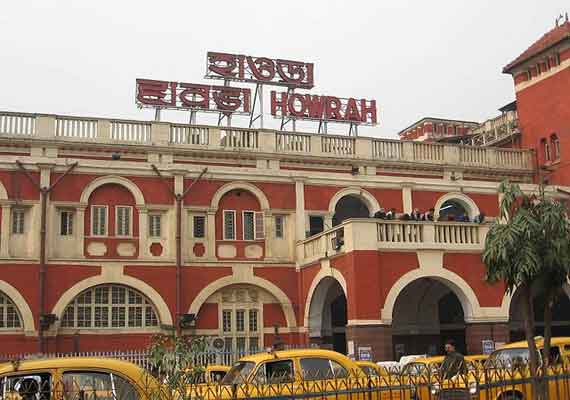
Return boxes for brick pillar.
[465,323,510,354]
[346,324,393,361]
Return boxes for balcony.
[469,110,520,147]
[297,219,489,266]
[0,111,533,173]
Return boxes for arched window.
[541,138,551,162]
[551,134,561,161]
[60,285,159,329]
[0,291,22,329]
[438,200,469,221]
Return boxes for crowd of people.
[373,207,486,223]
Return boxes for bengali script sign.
[270,91,377,125]
[136,79,251,114]
[205,52,314,89]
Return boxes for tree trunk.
[541,292,554,399]
[520,283,541,398]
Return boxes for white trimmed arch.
[434,192,480,220]
[0,280,35,333]
[210,181,270,210]
[189,275,296,328]
[52,275,172,326]
[328,187,380,216]
[303,267,348,330]
[0,181,8,200]
[381,268,481,324]
[80,176,145,206]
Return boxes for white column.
[295,179,306,242]
[77,206,86,258]
[264,210,273,259]
[138,207,148,259]
[206,209,216,259]
[0,205,10,257]
[402,185,413,214]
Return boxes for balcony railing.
[0,111,533,172]
[470,110,520,147]
[297,219,490,266]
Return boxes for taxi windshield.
[486,348,531,368]
[401,363,429,376]
[221,362,256,385]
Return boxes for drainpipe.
[16,160,78,353]
[151,165,207,336]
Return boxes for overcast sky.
[0,1,567,138]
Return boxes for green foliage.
[483,181,570,294]
[148,334,208,390]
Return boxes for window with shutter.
[149,214,161,237]
[255,212,264,239]
[60,210,74,236]
[243,211,255,240]
[193,215,206,238]
[275,215,284,238]
[12,209,25,235]
[223,211,236,240]
[116,206,131,236]
[91,206,107,236]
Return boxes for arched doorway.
[308,277,348,353]
[509,288,570,341]
[392,278,466,359]
[438,199,469,221]
[333,195,370,226]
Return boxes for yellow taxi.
[434,337,570,399]
[197,348,410,400]
[0,357,158,400]
[400,354,488,400]
[356,361,389,377]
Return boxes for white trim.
[328,187,380,216]
[188,273,297,328]
[90,205,108,237]
[79,175,146,206]
[434,192,480,220]
[58,209,74,237]
[223,210,236,240]
[0,280,35,333]
[211,182,270,211]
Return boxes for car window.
[62,372,138,400]
[300,358,347,380]
[221,362,255,385]
[540,346,562,365]
[209,371,226,383]
[1,373,51,400]
[253,360,294,384]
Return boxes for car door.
[1,372,53,400]
[61,371,138,400]
[249,359,296,398]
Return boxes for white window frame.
[219,304,262,353]
[11,209,25,235]
[91,205,108,237]
[60,284,159,330]
[148,213,162,238]
[243,210,264,241]
[59,209,74,236]
[0,291,22,330]
[115,206,133,237]
[223,210,236,241]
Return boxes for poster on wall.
[482,340,495,355]
[358,346,373,361]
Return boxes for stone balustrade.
[297,219,490,266]
[0,111,533,171]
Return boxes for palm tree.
[483,181,570,398]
